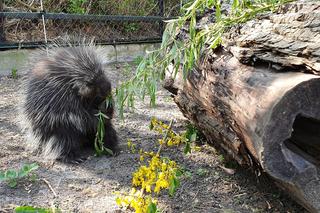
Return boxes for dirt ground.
[0,62,306,213]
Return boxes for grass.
[11,68,18,79]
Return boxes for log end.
[262,78,320,212]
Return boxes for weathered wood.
[224,2,320,73]
[164,1,320,212]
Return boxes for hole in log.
[284,115,320,165]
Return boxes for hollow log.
[164,1,320,212]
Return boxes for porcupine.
[22,41,118,163]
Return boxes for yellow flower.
[127,139,132,148]
[131,144,136,153]
[145,184,151,193]
[169,160,177,168]
[115,197,122,206]
[154,185,160,193]
[154,175,169,194]
[131,188,136,194]
[161,123,169,129]
[161,163,167,171]
[140,155,144,162]
[169,131,175,138]
[194,146,202,151]
[158,139,164,145]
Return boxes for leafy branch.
[114,0,295,118]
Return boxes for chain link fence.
[0,0,180,49]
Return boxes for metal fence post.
[158,0,164,36]
[0,0,5,42]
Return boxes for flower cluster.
[115,188,157,213]
[150,117,185,147]
[116,118,184,213]
[132,154,178,194]
[116,154,179,212]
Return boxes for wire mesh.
[0,0,180,49]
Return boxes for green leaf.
[30,173,37,182]
[216,4,222,21]
[19,164,37,178]
[209,35,222,49]
[99,113,110,120]
[161,30,170,49]
[190,132,197,142]
[149,121,154,130]
[15,206,57,213]
[28,163,39,171]
[99,115,105,138]
[232,0,240,13]
[8,180,17,188]
[6,170,18,179]
[175,169,183,177]
[147,202,157,213]
[103,147,114,156]
[183,142,191,154]
[189,16,196,39]
[169,176,180,196]
[94,138,103,157]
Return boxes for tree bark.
[164,1,320,212]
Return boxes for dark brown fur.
[24,45,118,162]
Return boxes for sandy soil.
[0,62,306,213]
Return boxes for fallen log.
[164,1,320,212]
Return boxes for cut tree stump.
[164,1,320,212]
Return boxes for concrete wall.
[0,43,160,76]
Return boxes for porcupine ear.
[74,81,94,98]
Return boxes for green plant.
[15,206,61,213]
[68,0,87,14]
[11,68,18,79]
[124,23,140,33]
[0,163,39,188]
[183,123,198,154]
[133,56,144,66]
[94,111,113,156]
